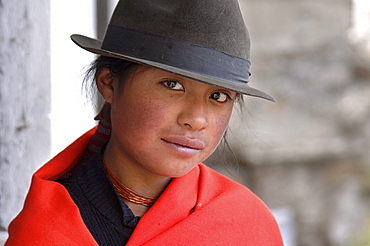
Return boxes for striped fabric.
[81,102,112,162]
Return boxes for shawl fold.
[6,128,283,246]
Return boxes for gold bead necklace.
[102,159,157,207]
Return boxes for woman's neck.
[103,141,172,216]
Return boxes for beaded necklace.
[102,159,157,207]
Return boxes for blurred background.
[0,0,369,245]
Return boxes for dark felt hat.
[71,0,273,101]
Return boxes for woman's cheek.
[214,110,232,135]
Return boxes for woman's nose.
[177,100,208,131]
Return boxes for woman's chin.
[152,164,199,178]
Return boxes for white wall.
[351,0,370,43]
[50,0,119,157]
[50,0,96,156]
[0,0,50,240]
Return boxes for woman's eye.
[162,80,184,91]
[210,92,230,103]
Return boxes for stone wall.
[214,0,370,245]
[0,0,50,232]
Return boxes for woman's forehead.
[132,64,236,93]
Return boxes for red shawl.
[6,128,283,245]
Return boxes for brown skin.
[96,65,236,216]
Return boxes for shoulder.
[58,153,110,207]
[197,163,273,213]
[191,164,283,244]
[199,164,278,222]
[198,163,255,196]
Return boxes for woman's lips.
[161,136,205,157]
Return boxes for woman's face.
[102,65,236,178]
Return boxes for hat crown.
[108,0,250,59]
[71,0,274,100]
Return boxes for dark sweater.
[59,153,140,246]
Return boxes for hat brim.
[71,34,274,102]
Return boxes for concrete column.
[0,0,50,233]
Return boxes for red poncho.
[6,128,283,245]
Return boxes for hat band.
[101,25,251,85]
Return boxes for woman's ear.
[96,68,115,104]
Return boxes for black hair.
[83,56,137,106]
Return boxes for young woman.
[6,0,283,245]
